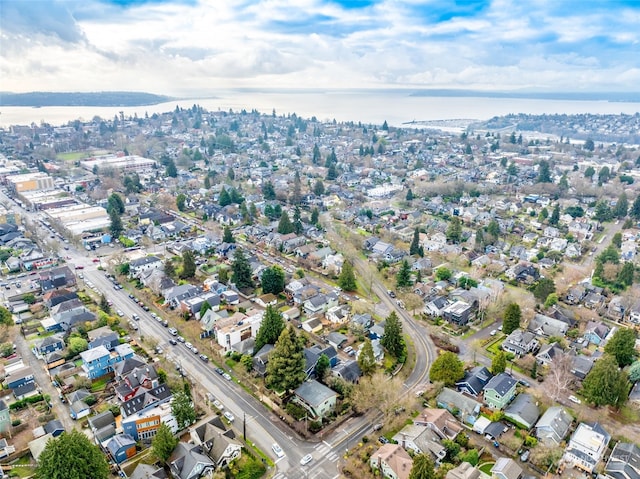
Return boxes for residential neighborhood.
[0,105,638,479]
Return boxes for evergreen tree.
[312,143,321,164]
[290,171,302,205]
[99,294,110,313]
[35,430,110,479]
[165,159,177,178]
[265,326,306,392]
[314,179,325,196]
[618,262,635,287]
[277,210,295,234]
[549,204,560,225]
[446,216,462,243]
[631,196,640,219]
[293,206,303,234]
[262,181,276,200]
[176,193,186,211]
[223,225,234,243]
[261,266,285,295]
[109,209,123,238]
[254,305,285,354]
[152,423,178,464]
[164,259,176,279]
[107,192,125,215]
[410,227,421,256]
[487,219,500,238]
[582,355,629,407]
[502,303,521,334]
[396,259,412,288]
[408,454,436,479]
[203,175,211,189]
[429,351,464,386]
[326,164,337,180]
[231,248,254,289]
[180,250,196,279]
[406,188,414,201]
[474,229,485,251]
[594,199,612,222]
[533,278,555,303]
[219,187,231,206]
[537,160,552,183]
[584,166,596,178]
[381,311,404,359]
[614,192,629,218]
[338,260,357,292]
[605,328,637,367]
[358,339,376,375]
[492,350,507,374]
[315,353,331,381]
[310,207,320,225]
[171,389,196,429]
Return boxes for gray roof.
[504,393,540,428]
[605,442,640,479]
[295,380,337,407]
[535,406,572,444]
[483,373,517,397]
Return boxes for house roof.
[504,393,540,428]
[437,388,481,415]
[333,360,361,383]
[446,462,481,479]
[372,444,413,479]
[491,457,523,479]
[106,433,136,455]
[169,443,214,479]
[484,373,517,397]
[605,442,640,479]
[295,380,337,408]
[130,464,168,479]
[456,366,493,395]
[122,384,171,417]
[535,406,572,443]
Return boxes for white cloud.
[1,0,639,94]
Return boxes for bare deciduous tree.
[544,352,574,402]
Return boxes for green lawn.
[57,150,109,161]
[7,454,36,478]
[479,462,495,474]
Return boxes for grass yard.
[7,454,36,478]
[479,462,495,474]
[57,150,109,161]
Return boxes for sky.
[1,0,639,96]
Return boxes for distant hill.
[0,91,174,107]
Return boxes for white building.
[563,422,610,473]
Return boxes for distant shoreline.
[1,89,639,107]
[0,91,175,107]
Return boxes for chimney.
[402,433,406,449]
[377,454,382,469]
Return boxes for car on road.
[177,336,186,343]
[132,314,140,321]
[387,290,396,298]
[162,319,169,327]
[490,329,497,336]
[372,423,382,431]
[223,411,235,422]
[92,258,100,263]
[517,379,531,387]
[169,338,177,345]
[168,328,178,336]
[215,368,224,375]
[300,454,313,466]
[75,265,84,270]
[223,373,232,381]
[116,310,124,317]
[191,347,199,355]
[199,354,209,362]
[568,395,581,404]
[185,342,193,350]
[272,443,285,458]
[212,400,223,410]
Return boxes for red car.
[74,265,84,270]
[92,258,100,263]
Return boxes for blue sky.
[1,0,639,95]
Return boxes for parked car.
[490,329,497,336]
[520,450,530,462]
[223,411,235,422]
[379,436,389,444]
[215,368,224,375]
[169,338,177,345]
[568,395,581,404]
[168,328,178,336]
[223,373,232,381]
[212,400,223,410]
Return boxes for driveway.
[14,328,76,432]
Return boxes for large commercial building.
[5,172,55,194]
[80,154,156,173]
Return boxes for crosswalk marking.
[272,473,287,479]
[314,443,339,462]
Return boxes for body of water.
[1,90,639,128]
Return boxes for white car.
[213,400,223,410]
[568,395,581,404]
[223,411,235,422]
[300,454,313,466]
[272,443,285,458]
[490,329,497,336]
[117,310,124,317]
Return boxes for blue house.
[5,367,34,390]
[80,344,134,379]
[304,344,338,377]
[106,434,137,463]
[44,419,65,438]
[436,387,481,425]
[35,334,65,356]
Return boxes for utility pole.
[243,412,246,441]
